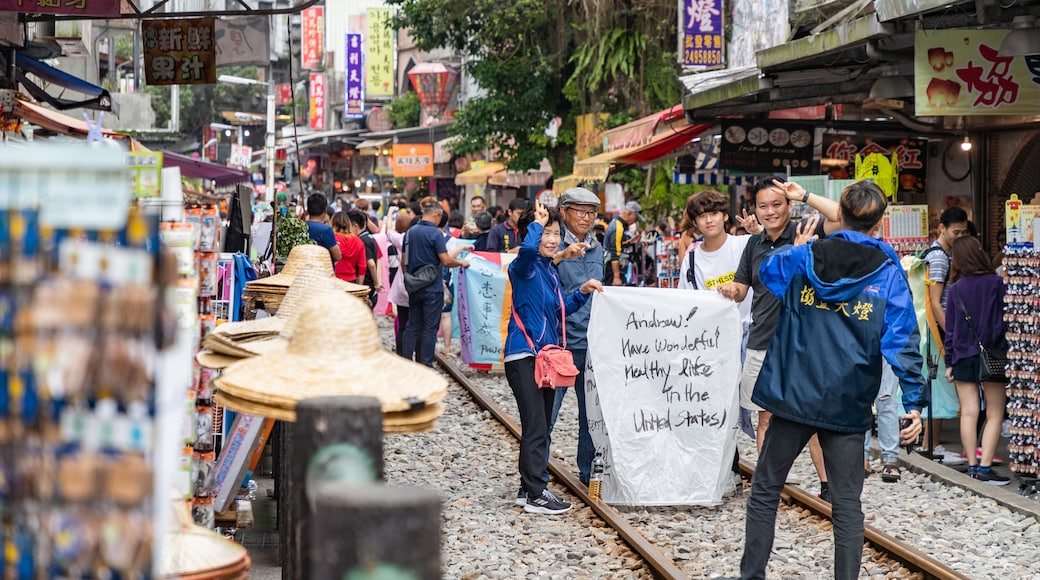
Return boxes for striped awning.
[672,171,753,186]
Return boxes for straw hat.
[213,391,442,433]
[212,291,447,426]
[195,350,241,371]
[246,244,333,288]
[161,498,249,579]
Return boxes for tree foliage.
[387,91,421,129]
[146,66,266,138]
[388,0,683,173]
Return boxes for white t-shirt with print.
[678,234,753,325]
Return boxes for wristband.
[801,191,811,203]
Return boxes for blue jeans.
[741,415,865,580]
[402,290,442,367]
[547,348,595,484]
[865,362,900,464]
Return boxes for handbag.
[954,291,1008,383]
[402,232,440,294]
[510,277,579,388]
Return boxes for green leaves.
[387,91,422,129]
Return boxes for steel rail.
[736,459,970,580]
[433,353,686,580]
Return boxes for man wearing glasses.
[545,187,604,486]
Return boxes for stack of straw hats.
[161,498,250,579]
[212,290,448,433]
[243,244,369,314]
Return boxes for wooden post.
[307,483,441,580]
[281,396,384,580]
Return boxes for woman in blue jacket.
[944,235,1009,485]
[506,200,603,515]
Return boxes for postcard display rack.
[0,151,165,576]
[1003,194,1040,481]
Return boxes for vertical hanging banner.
[309,72,325,130]
[142,18,216,85]
[202,125,218,160]
[344,32,365,119]
[215,17,270,67]
[365,8,394,98]
[275,83,292,106]
[585,287,740,505]
[679,0,724,68]
[301,6,324,70]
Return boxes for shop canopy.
[455,162,505,185]
[16,53,112,112]
[162,150,251,187]
[356,137,392,156]
[573,147,639,182]
[14,99,125,139]
[488,158,552,188]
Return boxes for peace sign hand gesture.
[534,200,549,226]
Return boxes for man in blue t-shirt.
[304,193,341,265]
[402,199,470,366]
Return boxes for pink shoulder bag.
[510,280,580,389]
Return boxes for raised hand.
[795,215,820,246]
[534,200,549,226]
[735,208,762,235]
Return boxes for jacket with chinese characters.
[752,230,926,433]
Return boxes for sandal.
[881,463,901,483]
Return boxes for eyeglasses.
[566,207,597,219]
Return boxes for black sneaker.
[818,487,831,503]
[524,489,572,515]
[971,468,1010,486]
[514,486,526,507]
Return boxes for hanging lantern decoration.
[408,63,459,126]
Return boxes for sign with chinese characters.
[366,8,394,98]
[0,0,119,17]
[586,287,740,506]
[126,152,163,199]
[719,120,815,174]
[202,125,218,160]
[679,0,724,68]
[142,18,216,85]
[309,72,325,130]
[881,204,928,242]
[576,113,608,161]
[275,83,292,106]
[821,135,927,196]
[392,143,433,177]
[229,144,252,169]
[301,6,324,70]
[215,17,269,67]
[915,29,1040,116]
[344,32,365,119]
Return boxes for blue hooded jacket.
[752,230,927,433]
[504,222,590,358]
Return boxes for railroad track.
[433,352,969,580]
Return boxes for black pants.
[506,356,554,498]
[741,415,866,580]
[394,305,410,356]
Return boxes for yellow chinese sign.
[575,113,608,161]
[142,19,216,85]
[915,29,1040,116]
[366,8,395,98]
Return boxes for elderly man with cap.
[540,187,605,490]
[603,200,643,286]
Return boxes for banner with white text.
[586,287,740,506]
[457,252,516,369]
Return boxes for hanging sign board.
[0,0,119,17]
[309,72,326,130]
[142,18,217,85]
[215,17,270,67]
[822,135,927,196]
[915,29,1040,116]
[344,32,365,119]
[679,0,724,68]
[719,120,815,174]
[585,287,740,506]
[127,151,163,199]
[365,8,394,98]
[301,7,324,70]
[881,204,928,242]
[392,144,433,178]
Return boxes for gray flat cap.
[560,187,600,207]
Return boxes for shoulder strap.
[953,288,985,349]
[509,270,567,350]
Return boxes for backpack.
[685,249,698,289]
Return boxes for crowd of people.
[286,181,1009,578]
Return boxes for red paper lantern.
[408,63,459,125]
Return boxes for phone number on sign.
[683,49,722,66]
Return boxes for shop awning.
[14,99,125,139]
[356,137,391,156]
[615,123,713,165]
[673,171,754,187]
[572,147,639,182]
[552,175,582,195]
[16,53,112,112]
[602,104,686,151]
[162,150,251,187]
[488,158,552,188]
[455,162,506,185]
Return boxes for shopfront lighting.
[355,179,362,189]
[999,16,1040,57]
[960,136,973,152]
[869,71,913,100]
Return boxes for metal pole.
[265,84,276,204]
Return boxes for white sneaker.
[934,445,967,466]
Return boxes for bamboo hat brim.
[195,350,242,370]
[213,391,442,433]
[246,244,332,288]
[161,500,249,578]
[213,292,447,415]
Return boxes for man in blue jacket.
[738,180,926,580]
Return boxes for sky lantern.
[407,62,459,126]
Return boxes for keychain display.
[1,208,162,578]
[1002,247,1040,479]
